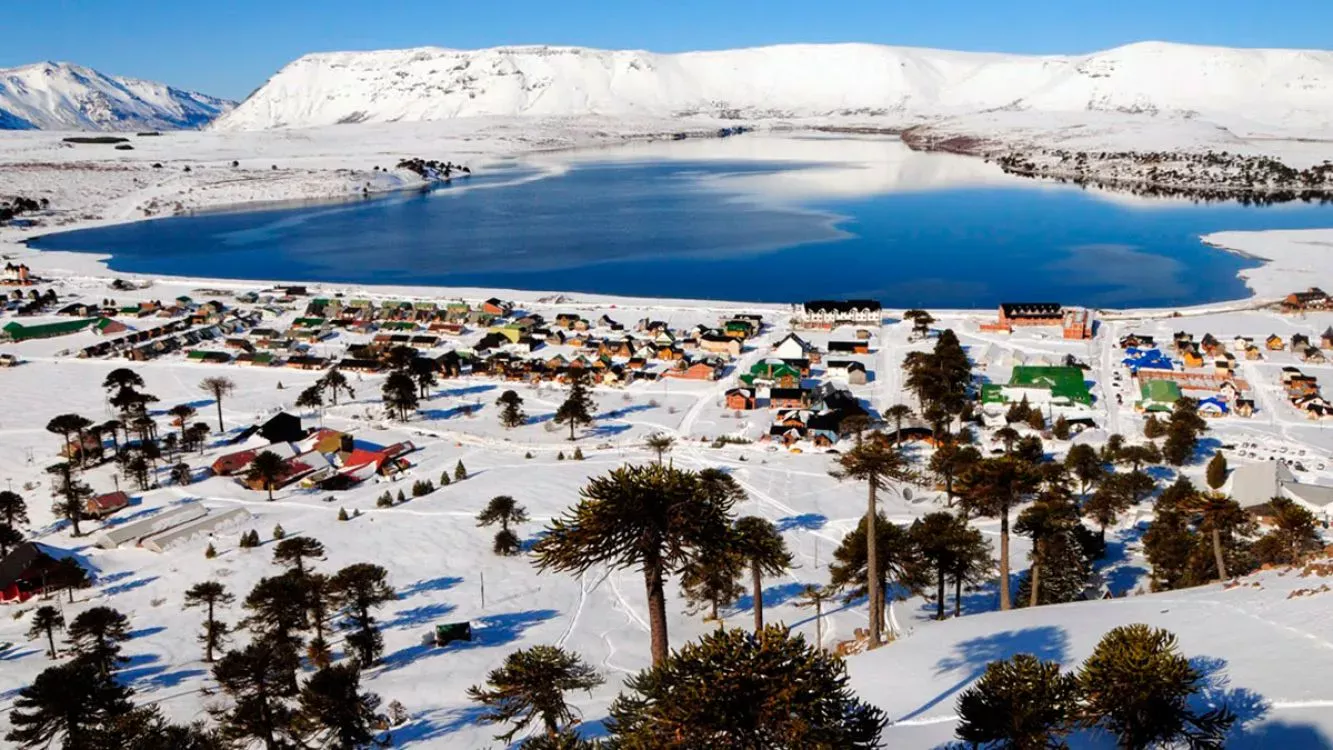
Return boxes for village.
[3,261,1333,745]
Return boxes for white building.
[793,300,882,329]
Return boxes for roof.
[1231,461,1296,509]
[802,300,882,313]
[1001,302,1063,319]
[1008,366,1093,404]
[0,542,63,588]
[89,491,130,511]
[1140,379,1182,404]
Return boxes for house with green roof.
[2,318,102,342]
[981,365,1093,406]
[1138,380,1182,413]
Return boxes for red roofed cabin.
[212,449,257,476]
[725,387,757,411]
[84,491,130,519]
[0,543,85,604]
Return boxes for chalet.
[699,333,742,357]
[598,315,624,331]
[58,301,98,317]
[84,491,130,519]
[1214,352,1237,374]
[826,360,868,385]
[723,319,755,339]
[1119,334,1155,349]
[725,387,757,411]
[769,387,811,409]
[1173,332,1196,352]
[1181,349,1205,369]
[1199,334,1223,356]
[1,543,84,603]
[781,358,812,377]
[745,360,802,388]
[337,358,381,373]
[794,300,882,329]
[828,340,870,355]
[1323,327,1333,350]
[187,350,232,364]
[260,412,305,444]
[555,313,580,329]
[285,355,327,370]
[481,298,512,317]
[1295,394,1333,420]
[474,332,510,353]
[772,333,814,360]
[3,262,32,285]
[1299,346,1328,364]
[655,346,683,361]
[244,450,332,491]
[1235,399,1256,417]
[665,360,720,381]
[1293,333,1312,351]
[1282,287,1331,312]
[1244,345,1263,361]
[1266,334,1287,351]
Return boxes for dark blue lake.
[29,136,1333,308]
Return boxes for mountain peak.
[0,61,235,132]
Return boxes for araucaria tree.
[4,659,133,749]
[298,663,386,750]
[467,645,604,744]
[1253,496,1323,566]
[1162,397,1208,466]
[213,640,304,750]
[329,563,397,666]
[477,495,529,556]
[910,511,980,621]
[241,573,311,692]
[66,606,132,678]
[955,654,1080,749]
[184,581,235,662]
[731,516,793,631]
[27,605,65,659]
[831,438,914,648]
[605,626,886,748]
[247,450,287,501]
[1079,624,1235,748]
[533,464,737,664]
[959,456,1039,611]
[273,535,326,576]
[46,413,94,466]
[553,371,596,440]
[199,376,236,433]
[46,461,91,536]
[829,513,925,639]
[381,371,419,421]
[319,368,355,406]
[496,389,527,429]
[0,489,29,528]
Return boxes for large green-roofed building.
[1138,380,1182,412]
[981,365,1093,406]
[1,318,102,342]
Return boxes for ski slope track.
[215,41,1333,138]
[0,61,234,131]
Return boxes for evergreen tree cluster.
[1144,477,1256,590]
[956,624,1235,749]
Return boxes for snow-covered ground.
[3,117,1333,748]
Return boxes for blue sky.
[7,0,1331,100]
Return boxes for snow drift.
[215,41,1333,134]
[0,61,234,131]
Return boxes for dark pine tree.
[955,653,1080,749]
[553,371,596,441]
[184,581,235,663]
[272,536,326,576]
[329,563,397,666]
[298,663,386,750]
[4,659,133,749]
[605,626,886,748]
[731,516,793,631]
[212,640,303,750]
[66,605,131,678]
[467,645,604,744]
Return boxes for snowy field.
[3,116,1333,748]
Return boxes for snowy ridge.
[0,61,235,131]
[216,41,1333,134]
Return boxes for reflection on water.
[28,135,1333,308]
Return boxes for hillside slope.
[215,41,1333,135]
[0,61,234,131]
[851,565,1333,748]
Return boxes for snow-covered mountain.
[0,61,235,131]
[215,41,1333,134]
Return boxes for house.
[793,300,882,329]
[1244,345,1263,361]
[1181,349,1204,369]
[1298,346,1327,364]
[772,333,814,360]
[84,491,130,519]
[699,333,742,357]
[259,412,305,444]
[0,543,85,603]
[1119,334,1155,349]
[1230,460,1333,519]
[826,360,868,385]
[1282,287,1331,312]
[1235,399,1256,417]
[828,340,869,355]
[746,360,802,388]
[769,387,811,409]
[725,387,757,411]
[665,360,720,381]
[1322,327,1333,350]
[1197,397,1229,417]
[1199,333,1223,356]
[481,298,512,317]
[1295,394,1333,420]
[1266,334,1286,351]
[980,303,1093,339]
[1293,333,1312,351]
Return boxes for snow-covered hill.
[0,61,234,131]
[215,41,1333,135]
